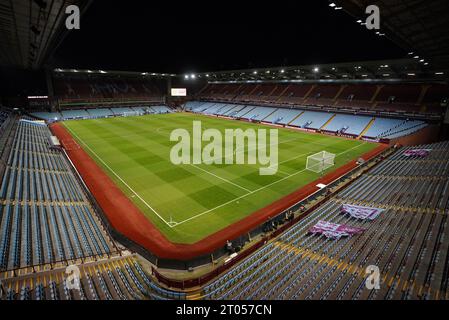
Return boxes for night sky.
[52,0,407,73]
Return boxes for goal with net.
[306,151,336,173]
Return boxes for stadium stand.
[1,254,185,300]
[240,106,278,121]
[323,114,373,136]
[262,108,303,125]
[202,141,449,300]
[0,120,115,270]
[30,106,172,121]
[185,101,430,140]
[0,117,186,300]
[289,111,334,130]
[1,109,10,128]
[53,74,165,101]
[198,83,448,116]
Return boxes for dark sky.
[51,0,407,74]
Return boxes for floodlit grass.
[63,112,378,243]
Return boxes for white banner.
[403,149,432,157]
[341,204,384,220]
[309,220,365,239]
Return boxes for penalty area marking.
[64,123,173,228]
[65,119,368,231]
[173,142,368,227]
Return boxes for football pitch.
[63,113,378,244]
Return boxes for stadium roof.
[337,0,449,68]
[180,58,447,83]
[0,0,91,70]
[52,58,448,83]
[52,68,176,79]
[3,0,448,82]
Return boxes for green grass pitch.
[63,112,378,244]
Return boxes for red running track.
[50,123,388,260]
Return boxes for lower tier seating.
[203,141,449,300]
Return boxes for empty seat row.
[0,121,114,271]
[202,141,449,300]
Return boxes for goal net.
[306,151,335,173]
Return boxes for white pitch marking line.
[174,142,368,227]
[188,164,252,193]
[279,151,314,165]
[64,123,173,228]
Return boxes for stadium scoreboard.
[171,88,187,97]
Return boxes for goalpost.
[306,151,336,173]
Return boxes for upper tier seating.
[198,83,448,115]
[54,76,165,101]
[306,84,342,105]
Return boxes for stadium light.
[184,75,189,80]
[313,67,319,73]
[419,59,425,63]
[206,74,210,77]
[253,71,258,75]
[280,69,285,73]
[413,55,419,59]
[191,74,196,79]
[329,2,336,7]
[435,72,444,75]
[407,73,416,76]
[356,19,362,23]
